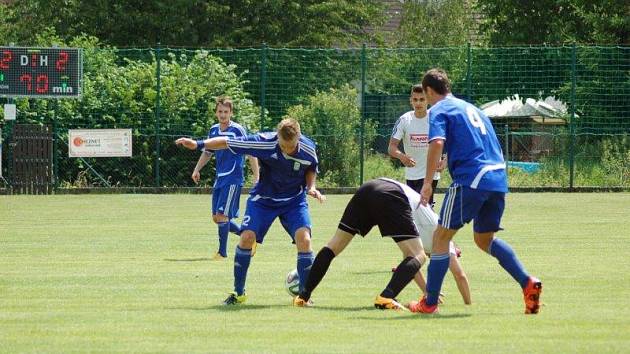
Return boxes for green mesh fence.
[1,45,628,191]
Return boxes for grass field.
[2,193,630,353]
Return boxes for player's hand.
[192,170,200,184]
[307,188,326,203]
[400,154,416,167]
[420,183,433,206]
[175,138,197,150]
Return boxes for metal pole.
[504,124,509,180]
[52,100,59,190]
[359,43,367,186]
[569,44,577,190]
[466,42,472,99]
[154,43,162,187]
[260,43,267,131]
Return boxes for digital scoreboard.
[0,47,82,98]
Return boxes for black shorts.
[406,178,438,206]
[338,179,419,240]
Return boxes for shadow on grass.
[167,304,287,311]
[163,258,211,262]
[350,270,392,275]
[353,313,473,320]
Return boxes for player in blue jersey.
[176,118,324,305]
[191,96,259,260]
[408,68,542,315]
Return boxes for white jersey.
[391,110,441,181]
[382,177,456,255]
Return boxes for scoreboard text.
[0,47,82,98]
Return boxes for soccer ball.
[285,269,300,296]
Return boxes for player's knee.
[212,214,228,224]
[474,233,494,252]
[239,231,256,248]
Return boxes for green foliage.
[476,0,630,45]
[0,0,386,47]
[394,0,479,46]
[286,85,375,187]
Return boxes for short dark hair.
[421,68,451,95]
[215,96,233,112]
[411,84,424,95]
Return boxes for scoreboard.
[0,47,82,98]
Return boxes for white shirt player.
[381,178,456,256]
[391,110,441,181]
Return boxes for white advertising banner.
[68,129,132,157]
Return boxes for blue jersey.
[205,121,247,188]
[428,95,508,192]
[226,132,319,206]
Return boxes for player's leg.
[225,184,243,235]
[211,187,229,259]
[279,198,315,296]
[473,191,541,314]
[376,237,426,311]
[295,184,376,306]
[295,229,354,306]
[224,199,275,305]
[413,184,471,313]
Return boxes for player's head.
[214,96,233,124]
[409,84,428,115]
[421,68,451,105]
[277,118,301,155]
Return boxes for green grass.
[2,193,630,353]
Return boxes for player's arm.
[388,137,415,167]
[305,169,325,203]
[449,255,471,305]
[175,136,228,151]
[246,155,259,184]
[192,151,212,184]
[421,139,444,205]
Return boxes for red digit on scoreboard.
[20,74,32,91]
[0,50,11,69]
[36,74,48,93]
[56,51,68,71]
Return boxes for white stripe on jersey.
[470,163,506,189]
[228,140,276,150]
[224,184,236,214]
[299,142,318,162]
[282,152,312,165]
[217,162,237,177]
[251,186,304,202]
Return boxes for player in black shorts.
[293,178,437,311]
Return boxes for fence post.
[154,43,162,187]
[260,43,268,131]
[466,42,472,99]
[52,100,59,190]
[359,43,367,187]
[504,124,509,180]
[569,44,576,190]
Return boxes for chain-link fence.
[1,45,629,192]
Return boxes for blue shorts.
[439,184,505,233]
[212,184,242,219]
[240,196,311,244]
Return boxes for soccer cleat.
[374,295,408,312]
[408,296,439,314]
[222,291,247,305]
[211,252,228,261]
[293,295,314,307]
[523,276,543,314]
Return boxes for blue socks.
[297,251,314,293]
[229,220,241,234]
[233,246,252,295]
[217,222,229,257]
[489,238,529,288]
[425,253,450,306]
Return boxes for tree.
[476,0,629,45]
[0,0,386,47]
[393,0,479,46]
